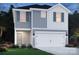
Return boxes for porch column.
[14,30,17,45]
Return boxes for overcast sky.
[0,3,79,12]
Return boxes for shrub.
[21,44,26,48]
[0,47,7,52]
[0,44,8,52]
[4,42,13,48]
[27,44,33,48]
[66,44,77,47]
[12,45,19,48]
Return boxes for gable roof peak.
[48,3,72,13]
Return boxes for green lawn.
[0,48,52,55]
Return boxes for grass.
[0,48,52,55]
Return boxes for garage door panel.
[35,34,51,47]
[35,40,50,47]
[51,33,66,47]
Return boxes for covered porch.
[15,30,31,47]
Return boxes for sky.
[0,3,79,12]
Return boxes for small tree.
[0,11,8,43]
[6,5,14,43]
[0,27,6,37]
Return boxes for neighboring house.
[12,4,71,48]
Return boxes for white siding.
[47,5,68,30]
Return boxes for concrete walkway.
[37,47,79,55]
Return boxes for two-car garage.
[34,31,67,48]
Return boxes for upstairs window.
[20,11,26,22]
[26,12,31,21]
[53,12,56,22]
[16,11,20,21]
[15,11,31,22]
[41,11,46,18]
[61,13,64,22]
[56,13,61,23]
[53,12,64,23]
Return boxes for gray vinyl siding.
[15,22,31,28]
[33,10,47,28]
[15,11,31,28]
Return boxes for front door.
[17,32,22,46]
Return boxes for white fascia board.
[13,8,47,12]
[15,28,31,31]
[58,4,72,13]
[13,8,31,12]
[48,3,72,14]
[33,28,68,31]
[30,8,47,11]
[33,28,47,30]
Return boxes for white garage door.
[35,31,66,48]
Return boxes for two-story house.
[12,4,71,48]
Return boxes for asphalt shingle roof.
[16,4,52,9]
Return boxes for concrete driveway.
[37,47,79,55]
